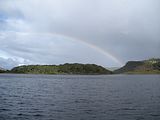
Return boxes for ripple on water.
[0,74,160,120]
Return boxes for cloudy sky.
[0,0,160,69]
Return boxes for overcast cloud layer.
[0,0,160,69]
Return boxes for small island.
[10,63,112,75]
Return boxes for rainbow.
[19,32,123,66]
[71,39,123,66]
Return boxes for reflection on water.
[0,74,160,120]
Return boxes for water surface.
[0,74,160,120]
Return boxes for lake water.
[0,74,160,120]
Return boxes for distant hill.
[114,58,160,74]
[10,63,112,75]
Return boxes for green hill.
[114,58,160,74]
[10,63,112,75]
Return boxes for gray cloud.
[0,0,160,69]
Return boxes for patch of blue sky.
[0,12,8,22]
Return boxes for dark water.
[0,74,160,120]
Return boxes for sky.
[0,0,160,69]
